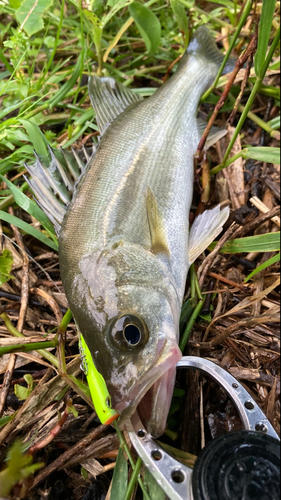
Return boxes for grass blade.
[110,448,128,500]
[0,97,34,121]
[210,232,280,254]
[0,248,14,286]
[254,0,276,77]
[0,210,58,251]
[242,146,280,164]
[143,469,165,500]
[19,119,48,157]
[244,253,280,283]
[102,0,134,27]
[0,46,13,73]
[0,175,56,237]
[124,456,142,500]
[48,54,83,109]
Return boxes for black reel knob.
[192,430,280,500]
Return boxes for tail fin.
[181,26,235,75]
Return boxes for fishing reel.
[127,357,280,500]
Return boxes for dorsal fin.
[88,76,143,136]
[25,145,95,233]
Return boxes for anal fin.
[188,205,229,264]
[146,187,170,256]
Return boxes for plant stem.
[0,313,59,367]
[124,457,143,500]
[103,17,134,63]
[221,26,280,167]
[194,270,203,301]
[190,264,196,300]
[59,309,73,331]
[0,340,58,356]
[24,103,49,120]
[227,91,280,138]
[210,150,243,176]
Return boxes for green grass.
[0,0,280,498]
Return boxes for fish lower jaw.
[114,344,182,438]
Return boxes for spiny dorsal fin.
[25,145,95,233]
[188,205,229,264]
[197,118,227,149]
[88,76,143,136]
[146,187,170,256]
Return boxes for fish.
[26,26,230,438]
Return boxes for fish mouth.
[115,339,182,438]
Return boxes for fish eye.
[110,315,148,350]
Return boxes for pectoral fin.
[146,187,170,256]
[188,205,229,264]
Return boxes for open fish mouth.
[114,340,182,438]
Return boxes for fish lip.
[114,339,182,435]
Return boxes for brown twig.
[197,222,239,287]
[207,271,252,292]
[197,206,280,292]
[195,158,211,216]
[227,51,254,126]
[97,449,119,459]
[37,280,63,287]
[231,205,280,240]
[0,358,79,446]
[0,207,30,417]
[30,288,63,324]
[162,54,182,83]
[0,369,47,389]
[31,424,108,488]
[0,354,17,418]
[28,399,73,454]
[100,462,116,473]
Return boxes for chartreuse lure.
[79,334,119,425]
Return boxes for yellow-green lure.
[79,334,119,425]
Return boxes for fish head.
[62,243,182,437]
[104,282,182,438]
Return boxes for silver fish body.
[27,27,230,437]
